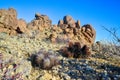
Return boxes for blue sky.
[0,0,120,41]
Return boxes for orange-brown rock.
[80,24,96,46]
[58,20,63,26]
[0,8,96,46]
[27,13,52,31]
[76,20,80,28]
[17,19,30,34]
[0,8,17,34]
[49,32,57,43]
[63,15,75,25]
[0,8,29,35]
[57,15,96,46]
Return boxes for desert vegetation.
[31,49,60,70]
[60,42,91,58]
[0,8,120,80]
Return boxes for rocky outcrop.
[27,13,52,31]
[50,15,96,46]
[17,19,30,34]
[80,24,96,46]
[0,8,29,35]
[49,32,57,43]
[58,15,80,29]
[0,8,96,46]
[0,8,52,35]
[0,8,17,35]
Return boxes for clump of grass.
[92,40,120,56]
[92,40,120,65]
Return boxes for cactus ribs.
[60,42,91,58]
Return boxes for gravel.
[0,32,120,80]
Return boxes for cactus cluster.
[0,53,31,80]
[60,42,91,58]
[31,49,60,69]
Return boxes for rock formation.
[0,8,28,35]
[0,8,96,47]
[17,19,29,34]
[27,13,52,31]
[80,24,96,46]
[0,8,52,36]
[50,15,96,47]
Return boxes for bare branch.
[102,26,120,43]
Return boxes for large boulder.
[17,19,30,34]
[76,20,80,28]
[63,15,75,25]
[0,8,18,34]
[80,24,96,46]
[27,13,52,31]
[0,8,28,35]
[58,20,63,26]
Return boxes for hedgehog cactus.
[81,45,91,57]
[31,49,60,69]
[60,42,91,58]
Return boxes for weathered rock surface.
[0,8,17,34]
[17,19,30,34]
[50,15,96,46]
[0,8,29,35]
[27,13,52,31]
[0,8,95,47]
[0,8,52,36]
[80,24,96,46]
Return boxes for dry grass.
[92,40,120,67]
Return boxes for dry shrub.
[100,41,120,56]
[92,40,120,59]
